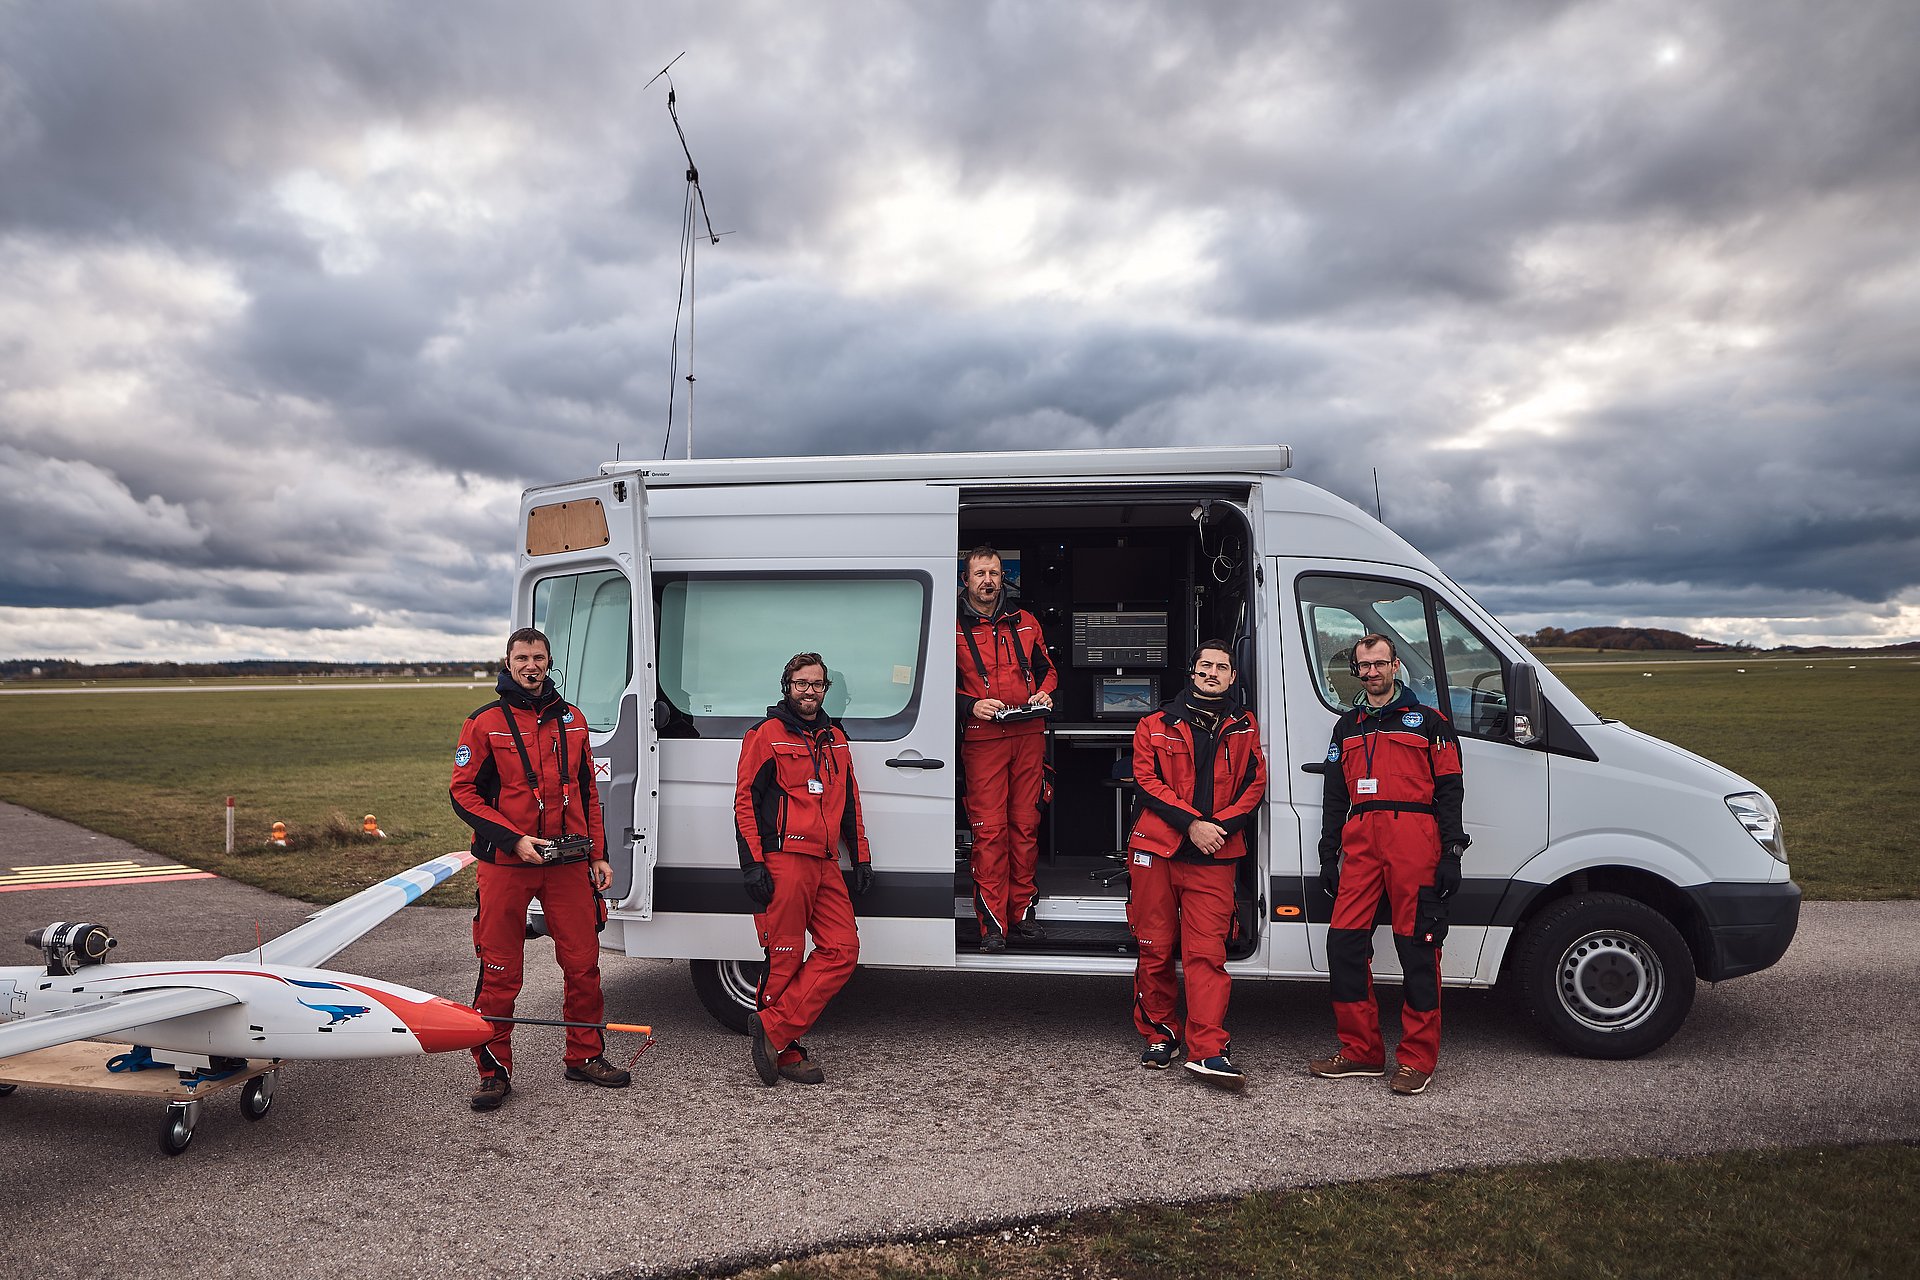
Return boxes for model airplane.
[0,851,494,1068]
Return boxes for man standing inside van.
[1312,634,1468,1096]
[451,626,629,1113]
[735,653,874,1086]
[1126,640,1267,1092]
[956,545,1058,953]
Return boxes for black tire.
[240,1074,274,1121]
[0,1083,17,1097]
[1509,891,1696,1059]
[689,958,763,1035]
[160,1103,194,1156]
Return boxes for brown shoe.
[469,1074,511,1111]
[564,1056,632,1088]
[777,1043,826,1085]
[1307,1050,1386,1079]
[748,1011,780,1086]
[1389,1064,1432,1096]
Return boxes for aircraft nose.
[403,996,496,1053]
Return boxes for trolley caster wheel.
[160,1100,201,1156]
[240,1074,274,1121]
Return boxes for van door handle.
[1300,762,1330,775]
[885,756,946,770]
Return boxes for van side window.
[655,573,930,741]
[532,569,634,732]
[1435,601,1511,739]
[1296,575,1440,713]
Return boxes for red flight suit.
[956,597,1057,938]
[1126,692,1267,1059]
[450,672,609,1077]
[1319,684,1467,1075]
[735,702,870,1055]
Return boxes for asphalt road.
[2,802,1916,1279]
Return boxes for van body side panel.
[637,481,960,968]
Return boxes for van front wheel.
[1510,892,1695,1059]
[689,958,763,1035]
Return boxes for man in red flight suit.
[1310,633,1469,1097]
[735,653,874,1086]
[450,627,629,1113]
[956,545,1057,953]
[1126,641,1267,1092]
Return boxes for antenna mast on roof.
[646,52,723,460]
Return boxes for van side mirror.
[1508,662,1543,746]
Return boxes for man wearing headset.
[1125,639,1267,1091]
[956,545,1058,953]
[1310,633,1469,1096]
[734,652,874,1086]
[450,626,628,1112]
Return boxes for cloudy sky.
[2,0,1915,661]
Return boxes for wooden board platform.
[0,1042,275,1100]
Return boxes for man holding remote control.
[956,544,1057,953]
[451,626,630,1111]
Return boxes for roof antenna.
[646,53,724,462]
[1372,468,1384,522]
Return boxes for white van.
[513,445,1798,1059]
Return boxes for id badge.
[1133,850,1153,867]
[1356,778,1379,796]
[807,778,825,795]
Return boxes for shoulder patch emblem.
[562,709,575,724]
[1326,743,1341,763]
[1400,711,1425,729]
[454,745,472,767]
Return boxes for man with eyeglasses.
[734,652,874,1085]
[1309,633,1469,1096]
[1125,640,1267,1091]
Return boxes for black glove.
[1434,845,1464,900]
[743,863,775,907]
[1319,858,1341,901]
[850,862,874,897]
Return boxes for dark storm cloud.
[1,0,1916,658]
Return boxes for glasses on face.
[1354,660,1395,672]
[789,679,829,692]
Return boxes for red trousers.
[470,858,605,1076]
[1328,814,1444,1074]
[1128,855,1237,1059]
[754,851,860,1051]
[963,731,1045,936]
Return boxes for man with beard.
[450,626,629,1112]
[956,545,1057,952]
[1310,633,1469,1097]
[735,653,874,1086]
[1125,640,1267,1092]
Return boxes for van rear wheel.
[1510,892,1695,1059]
[690,958,763,1035]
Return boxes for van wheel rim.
[1556,930,1663,1032]
[717,959,761,1010]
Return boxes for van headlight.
[1725,791,1786,863]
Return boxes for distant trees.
[0,659,491,680]
[1517,626,1726,652]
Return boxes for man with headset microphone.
[734,653,874,1086]
[1310,633,1469,1096]
[450,626,629,1112]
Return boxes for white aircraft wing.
[226,851,475,970]
[0,986,240,1061]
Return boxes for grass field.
[0,655,1914,902]
[0,684,493,905]
[719,1144,1918,1279]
